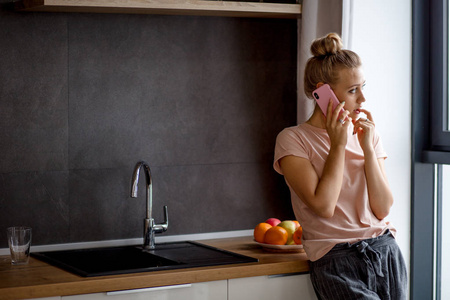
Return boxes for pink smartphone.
[312,84,344,117]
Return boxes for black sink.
[31,241,258,277]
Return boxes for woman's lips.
[354,108,361,114]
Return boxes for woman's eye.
[349,89,357,94]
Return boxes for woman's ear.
[316,82,325,89]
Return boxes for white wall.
[348,0,412,272]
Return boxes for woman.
[274,33,407,299]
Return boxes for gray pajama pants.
[309,231,407,300]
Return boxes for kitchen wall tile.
[0,10,68,173]
[67,14,296,170]
[68,167,141,242]
[152,162,293,235]
[0,170,70,246]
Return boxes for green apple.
[277,220,297,245]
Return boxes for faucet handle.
[153,206,168,233]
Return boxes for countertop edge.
[0,236,310,300]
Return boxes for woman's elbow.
[302,195,338,218]
[313,206,335,218]
[372,202,393,220]
[374,211,389,220]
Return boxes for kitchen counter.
[0,236,310,300]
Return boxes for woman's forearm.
[313,144,346,218]
[364,150,393,219]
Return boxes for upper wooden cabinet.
[14,0,302,19]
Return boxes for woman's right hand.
[325,99,351,148]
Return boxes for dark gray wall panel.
[0,9,68,174]
[0,171,70,244]
[0,5,297,247]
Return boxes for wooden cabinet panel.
[15,0,301,18]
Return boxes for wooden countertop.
[0,236,309,300]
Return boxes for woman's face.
[329,67,366,120]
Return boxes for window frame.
[430,0,448,147]
[422,0,450,163]
[412,0,450,299]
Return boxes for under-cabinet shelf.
[14,0,302,19]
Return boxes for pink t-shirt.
[273,123,395,261]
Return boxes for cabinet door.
[62,280,227,300]
[228,274,317,300]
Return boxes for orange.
[293,226,303,245]
[253,223,272,243]
[293,220,300,229]
[264,226,288,245]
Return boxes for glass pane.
[441,165,450,299]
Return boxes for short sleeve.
[273,127,309,175]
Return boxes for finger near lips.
[356,116,371,124]
[358,108,373,122]
[353,118,375,134]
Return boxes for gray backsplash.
[0,4,297,247]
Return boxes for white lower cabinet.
[228,273,318,300]
[61,280,227,300]
[55,273,316,300]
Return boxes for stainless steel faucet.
[131,161,168,250]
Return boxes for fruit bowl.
[254,241,304,253]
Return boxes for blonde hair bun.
[303,32,361,99]
[310,33,344,57]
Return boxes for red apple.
[265,218,281,227]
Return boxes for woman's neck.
[306,106,326,129]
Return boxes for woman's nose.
[358,91,366,103]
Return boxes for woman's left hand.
[353,109,375,152]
